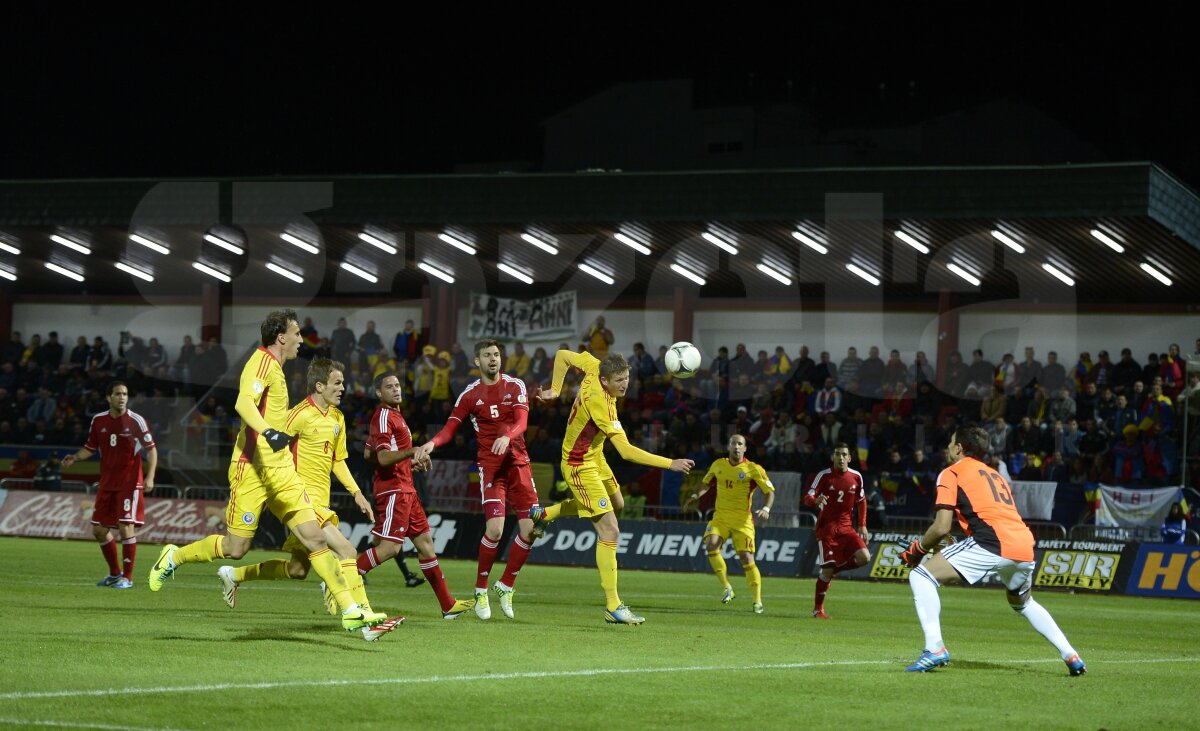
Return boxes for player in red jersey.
[356,373,475,620]
[802,443,870,618]
[416,339,536,620]
[898,425,1085,675]
[62,381,157,589]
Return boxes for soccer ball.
[664,342,702,379]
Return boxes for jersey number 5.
[490,404,500,418]
[979,469,1014,505]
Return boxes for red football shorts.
[478,460,538,520]
[91,488,145,528]
[816,527,867,567]
[371,491,430,543]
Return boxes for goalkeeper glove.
[262,428,291,452]
[899,539,927,568]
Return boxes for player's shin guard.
[173,535,225,566]
[476,536,500,590]
[120,537,137,580]
[234,559,290,583]
[707,551,730,588]
[100,537,120,576]
[309,549,354,612]
[419,557,456,611]
[814,575,831,612]
[909,565,944,653]
[500,534,532,588]
[744,562,762,603]
[597,540,620,611]
[341,559,369,608]
[1016,598,1078,659]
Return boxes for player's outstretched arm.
[61,447,95,469]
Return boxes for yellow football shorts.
[225,460,318,538]
[561,460,621,518]
[704,517,756,553]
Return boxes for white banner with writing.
[0,488,227,543]
[467,291,577,342]
[1095,484,1181,528]
[1010,481,1057,521]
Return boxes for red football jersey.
[84,410,155,492]
[442,375,530,465]
[805,467,866,533]
[369,405,414,496]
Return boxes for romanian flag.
[303,331,321,348]
[187,411,211,438]
[856,434,870,469]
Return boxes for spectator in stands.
[324,316,354,367]
[630,342,655,382]
[20,334,41,367]
[169,335,195,387]
[505,341,531,380]
[884,349,908,389]
[1095,386,1118,426]
[118,335,148,377]
[1111,393,1139,436]
[814,377,842,419]
[11,448,36,478]
[767,346,791,384]
[837,346,863,390]
[204,336,227,376]
[1142,353,1161,390]
[1112,425,1145,484]
[1130,380,1148,411]
[819,411,844,449]
[765,411,796,459]
[357,320,384,371]
[3,332,23,366]
[1162,503,1188,544]
[581,315,615,358]
[1027,387,1050,426]
[1076,381,1099,422]
[1161,343,1185,400]
[1071,352,1092,393]
[297,317,320,359]
[33,451,62,491]
[996,353,1018,394]
[812,351,837,389]
[907,351,934,388]
[966,349,995,391]
[26,388,57,425]
[388,321,422,362]
[1009,416,1041,456]
[1139,382,1176,435]
[448,342,470,391]
[941,350,967,397]
[857,346,885,396]
[0,387,14,424]
[980,385,1007,423]
[1089,350,1114,390]
[1015,347,1042,396]
[1111,347,1140,395]
[1038,350,1067,395]
[37,331,64,370]
[529,346,550,383]
[411,344,436,401]
[1078,418,1110,461]
[67,336,89,370]
[791,345,816,388]
[986,417,1011,457]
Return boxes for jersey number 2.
[979,469,1014,505]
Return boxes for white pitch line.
[0,719,189,731]
[1,657,1197,702]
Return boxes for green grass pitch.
[2,535,1197,730]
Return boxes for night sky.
[4,10,1196,187]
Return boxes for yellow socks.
[707,551,730,589]
[546,499,579,521]
[597,539,620,611]
[173,535,225,566]
[745,562,762,603]
[308,548,354,612]
[234,559,290,583]
[342,559,370,608]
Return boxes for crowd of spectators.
[4,318,1198,523]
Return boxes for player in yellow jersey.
[215,358,403,640]
[148,310,386,634]
[532,349,694,624]
[684,434,775,614]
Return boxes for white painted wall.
[12,303,204,356]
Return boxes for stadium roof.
[1,162,1197,306]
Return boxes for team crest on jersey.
[518,394,526,403]
[252,381,264,394]
[241,512,255,525]
[333,425,340,436]
[598,498,609,509]
[738,471,746,480]
[143,434,152,442]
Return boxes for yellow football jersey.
[555,351,617,466]
[232,347,291,469]
[283,396,348,507]
[702,457,775,525]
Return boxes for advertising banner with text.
[0,488,227,545]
